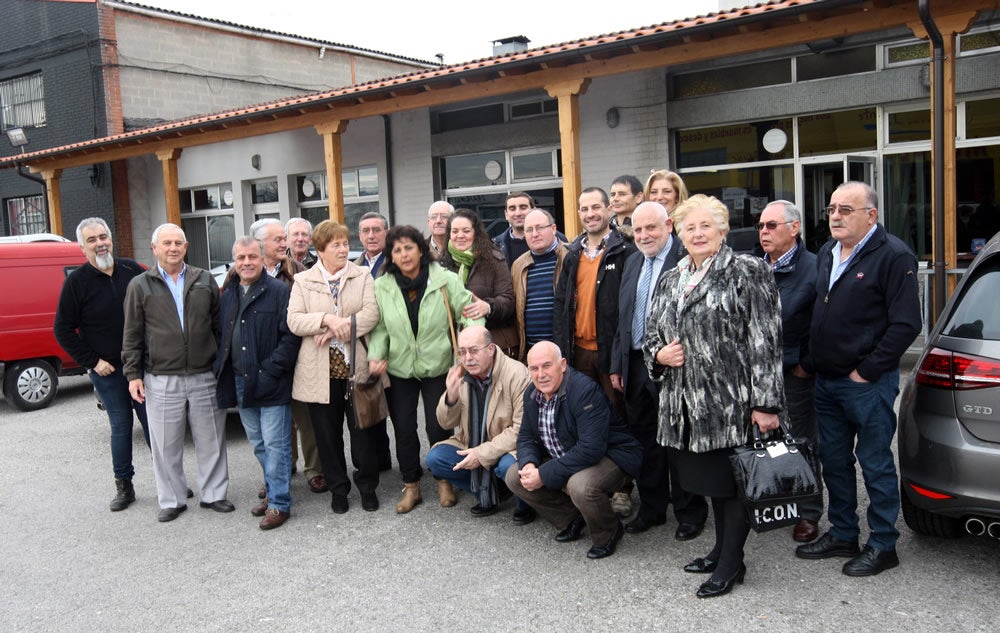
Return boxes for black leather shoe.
[186,488,194,499]
[683,557,718,574]
[470,503,500,517]
[554,515,587,542]
[842,545,899,577]
[331,494,349,514]
[587,521,625,559]
[625,515,666,534]
[795,531,860,560]
[199,499,235,513]
[696,563,746,598]
[675,522,705,541]
[157,505,187,522]
[512,506,537,525]
[361,492,379,512]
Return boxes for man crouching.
[506,341,641,559]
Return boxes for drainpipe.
[382,114,395,225]
[919,0,946,320]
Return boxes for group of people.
[54,170,921,598]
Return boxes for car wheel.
[900,483,963,538]
[3,359,59,412]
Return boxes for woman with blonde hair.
[644,170,689,217]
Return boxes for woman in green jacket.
[368,224,483,513]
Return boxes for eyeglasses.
[756,220,793,232]
[457,345,490,357]
[524,224,553,235]
[428,213,451,220]
[824,205,873,217]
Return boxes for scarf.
[465,372,497,508]
[447,242,475,285]
[393,263,429,336]
[319,261,349,363]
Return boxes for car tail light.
[915,347,1000,390]
[907,482,953,500]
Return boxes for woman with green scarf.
[439,209,518,360]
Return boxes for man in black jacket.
[506,341,642,559]
[795,182,921,577]
[215,237,300,530]
[54,217,150,512]
[610,202,707,540]
[759,200,821,543]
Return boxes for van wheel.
[3,360,58,411]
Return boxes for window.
[436,104,505,132]
[4,195,46,236]
[885,42,929,66]
[178,183,235,269]
[295,166,381,250]
[676,120,793,169]
[797,46,876,81]
[670,59,791,99]
[966,98,1000,140]
[798,108,877,156]
[943,257,1000,340]
[888,109,931,144]
[509,98,558,120]
[0,73,46,129]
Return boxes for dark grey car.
[899,234,1000,539]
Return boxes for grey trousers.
[506,456,627,546]
[145,371,229,509]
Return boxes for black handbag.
[729,419,823,533]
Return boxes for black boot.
[110,478,135,512]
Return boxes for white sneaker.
[611,491,633,517]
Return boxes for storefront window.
[442,152,507,188]
[799,108,877,156]
[676,119,793,169]
[967,98,1000,139]
[888,109,931,144]
[182,215,236,270]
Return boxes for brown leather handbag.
[348,314,388,430]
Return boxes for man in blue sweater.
[795,181,921,576]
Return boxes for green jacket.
[369,262,483,379]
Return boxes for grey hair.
[767,200,802,224]
[249,218,282,241]
[285,217,313,233]
[359,211,389,229]
[232,235,263,257]
[526,208,556,225]
[151,223,186,244]
[836,181,879,209]
[75,217,110,243]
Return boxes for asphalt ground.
[1,370,997,633]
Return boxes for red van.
[0,241,88,411]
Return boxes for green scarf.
[448,242,475,285]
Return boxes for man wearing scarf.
[427,326,537,524]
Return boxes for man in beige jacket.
[427,326,536,524]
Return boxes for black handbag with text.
[729,420,823,532]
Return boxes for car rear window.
[944,255,1000,340]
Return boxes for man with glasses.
[795,182,921,577]
[426,326,536,524]
[757,200,821,543]
[353,212,393,471]
[511,209,569,362]
[494,192,568,268]
[427,200,453,258]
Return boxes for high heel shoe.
[683,557,718,574]
[695,563,746,598]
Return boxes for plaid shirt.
[533,390,565,458]
[764,243,798,270]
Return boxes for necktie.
[632,257,654,349]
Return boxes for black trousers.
[627,350,708,525]
[308,378,378,497]
[386,374,450,483]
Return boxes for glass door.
[801,155,876,251]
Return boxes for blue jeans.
[90,369,149,480]
[814,371,901,550]
[235,377,293,512]
[425,444,525,509]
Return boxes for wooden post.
[39,169,63,236]
[546,78,590,238]
[156,148,183,226]
[316,120,350,223]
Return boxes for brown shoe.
[257,485,266,499]
[259,507,290,530]
[251,498,269,517]
[395,482,422,514]
[437,480,457,507]
[793,518,820,543]
[308,475,328,493]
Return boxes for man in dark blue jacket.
[215,236,300,530]
[795,182,920,576]
[506,341,642,559]
[758,200,821,543]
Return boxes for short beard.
[94,251,114,270]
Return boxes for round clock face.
[484,160,503,181]
[301,178,316,197]
[762,128,788,154]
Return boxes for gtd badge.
[962,405,994,415]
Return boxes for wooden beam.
[156,148,182,227]
[39,169,63,236]
[546,78,590,238]
[316,121,349,223]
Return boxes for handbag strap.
[349,314,358,382]
[441,286,459,361]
